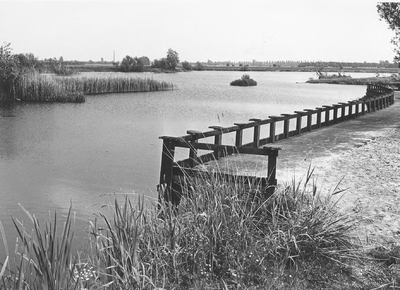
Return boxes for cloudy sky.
[0,0,396,63]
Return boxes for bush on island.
[230,74,257,86]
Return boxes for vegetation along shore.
[306,71,400,89]
[0,44,174,103]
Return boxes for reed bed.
[73,75,174,95]
[1,73,174,103]
[10,73,85,102]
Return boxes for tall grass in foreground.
[0,204,76,290]
[0,168,364,289]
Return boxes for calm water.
[0,71,367,259]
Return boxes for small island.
[230,74,257,86]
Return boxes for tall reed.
[1,204,77,290]
[1,73,174,103]
[14,73,85,102]
[84,167,356,288]
[1,167,358,289]
[64,75,174,95]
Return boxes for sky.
[0,0,397,63]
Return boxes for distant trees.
[166,48,179,70]
[152,48,180,70]
[194,61,205,71]
[138,56,150,66]
[181,61,192,70]
[48,57,75,75]
[16,53,42,72]
[151,58,169,70]
[119,55,144,72]
[377,3,400,66]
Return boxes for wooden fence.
[159,84,394,205]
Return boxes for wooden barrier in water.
[159,84,394,205]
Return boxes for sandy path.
[318,128,400,244]
[207,91,400,244]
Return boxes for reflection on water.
[0,71,367,259]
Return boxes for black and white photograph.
[1,0,400,288]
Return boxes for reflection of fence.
[159,84,395,204]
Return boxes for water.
[0,71,368,259]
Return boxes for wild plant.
[0,204,78,290]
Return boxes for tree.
[138,56,150,66]
[181,61,192,71]
[152,58,168,69]
[0,42,21,98]
[194,61,205,71]
[119,55,144,72]
[166,48,179,70]
[16,53,42,73]
[377,3,400,65]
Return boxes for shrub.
[230,74,257,86]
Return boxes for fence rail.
[159,84,394,205]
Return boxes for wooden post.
[339,103,346,121]
[354,101,359,117]
[322,105,331,126]
[234,123,246,147]
[209,126,223,159]
[348,102,353,119]
[281,114,294,139]
[333,105,339,123]
[304,109,313,131]
[265,147,280,188]
[315,107,322,128]
[294,112,303,134]
[159,137,177,204]
[249,118,261,147]
[187,130,202,167]
[268,117,279,143]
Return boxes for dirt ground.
[209,91,400,245]
[276,92,400,245]
[314,127,400,244]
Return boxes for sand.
[316,127,400,244]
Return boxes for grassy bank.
[1,73,175,103]
[306,74,400,89]
[1,168,399,289]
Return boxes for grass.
[14,73,85,102]
[307,73,400,88]
[65,74,174,95]
[1,167,400,289]
[0,72,174,103]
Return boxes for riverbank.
[306,75,400,89]
[273,92,400,244]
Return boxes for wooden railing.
[159,84,394,205]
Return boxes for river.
[0,71,369,259]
